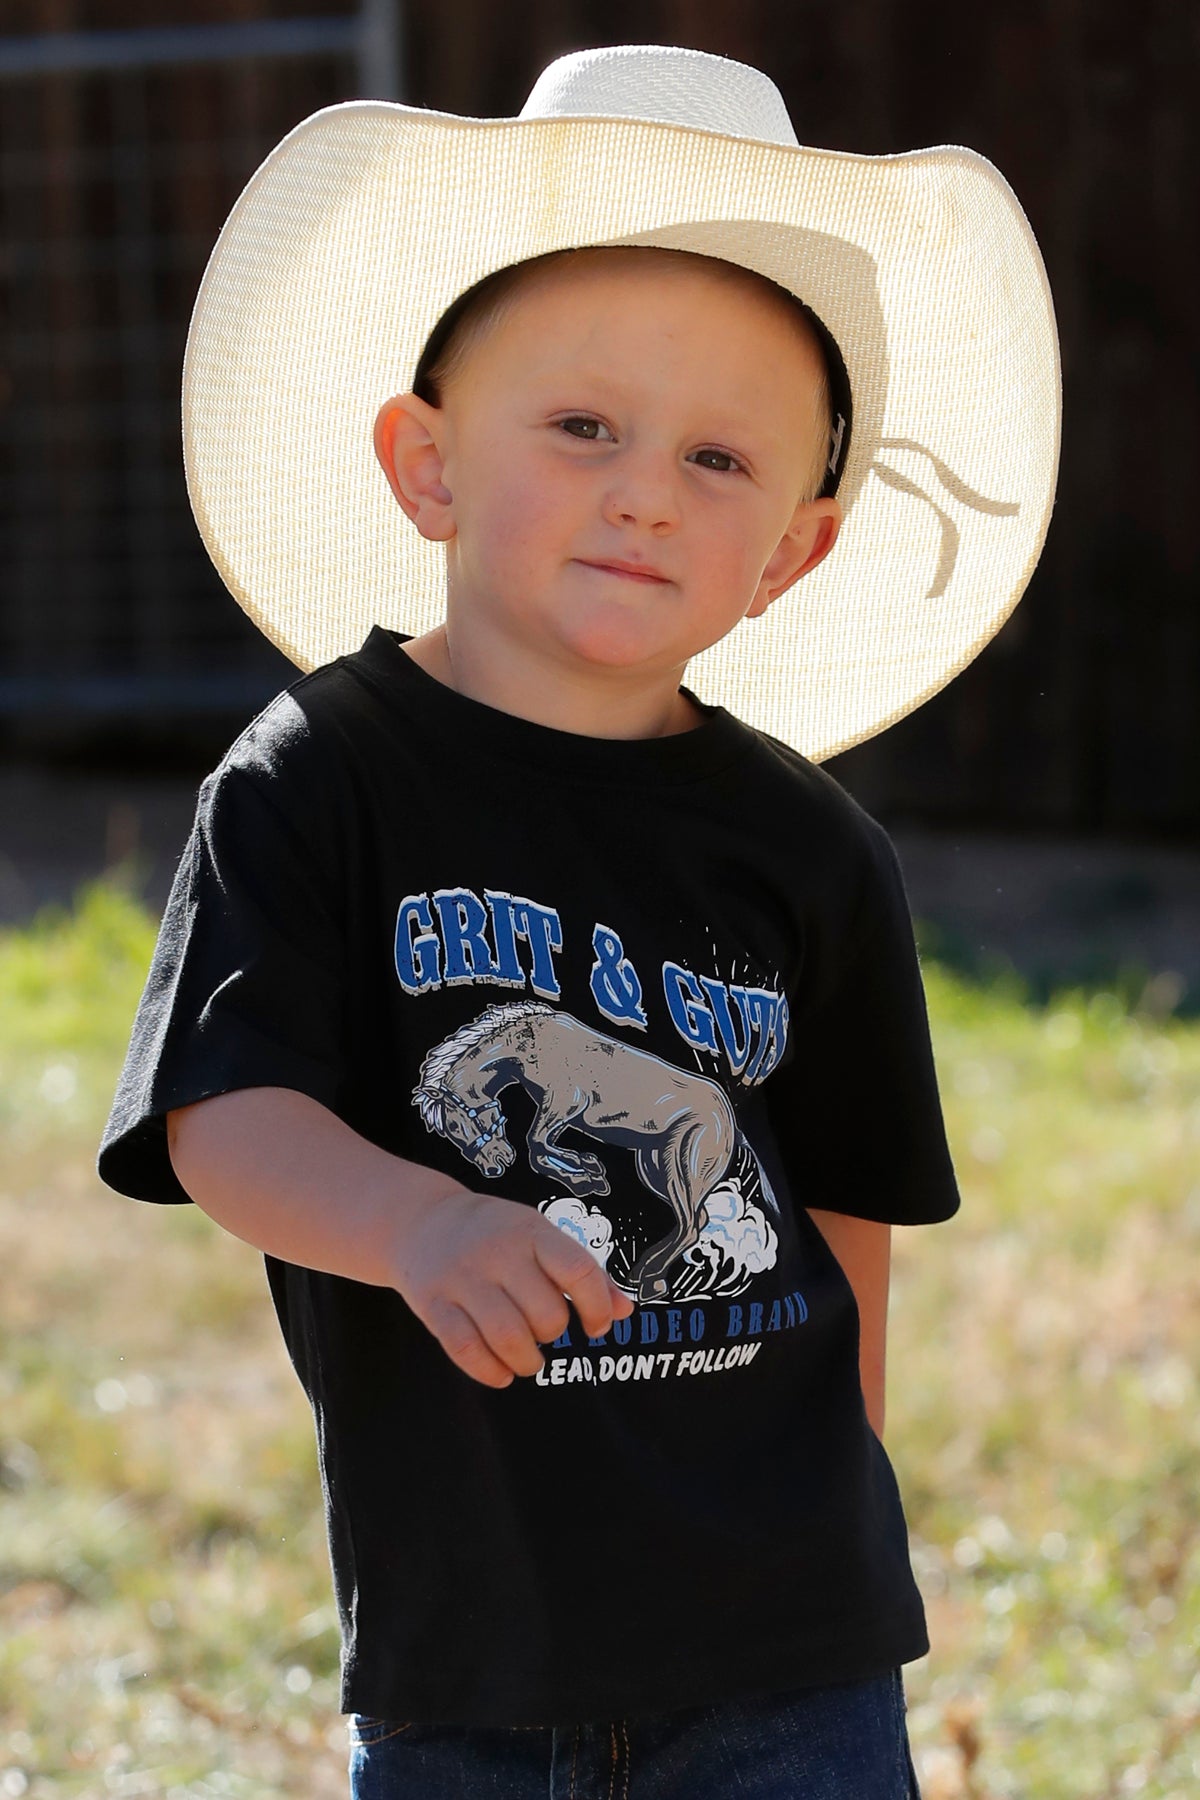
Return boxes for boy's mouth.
[576,558,671,584]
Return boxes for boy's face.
[378,249,839,713]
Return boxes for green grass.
[1,885,1198,1798]
[894,962,1200,1799]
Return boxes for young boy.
[99,43,1059,1800]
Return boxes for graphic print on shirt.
[413,1001,779,1303]
[395,888,790,1086]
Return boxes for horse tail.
[735,1129,780,1215]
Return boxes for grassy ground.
[1,884,1197,1799]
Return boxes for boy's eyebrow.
[522,363,629,397]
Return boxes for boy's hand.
[167,1088,632,1390]
[391,1186,634,1389]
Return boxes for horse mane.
[413,1001,554,1131]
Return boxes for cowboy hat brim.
[182,100,1060,760]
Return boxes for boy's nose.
[601,456,681,534]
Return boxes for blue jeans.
[348,1669,920,1798]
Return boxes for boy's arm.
[167,1086,631,1389]
[806,1210,890,1440]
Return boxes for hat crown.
[518,44,800,148]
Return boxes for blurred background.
[0,0,1197,993]
[1,7,1198,1799]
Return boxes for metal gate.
[0,4,401,740]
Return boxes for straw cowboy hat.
[182,43,1060,761]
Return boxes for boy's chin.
[550,611,697,679]
[559,630,688,681]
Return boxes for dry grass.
[893,968,1200,1799]
[1,886,1198,1798]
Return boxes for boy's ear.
[372,393,456,542]
[747,497,842,619]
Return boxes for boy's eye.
[559,416,615,441]
[689,448,743,473]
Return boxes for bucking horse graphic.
[413,1001,777,1301]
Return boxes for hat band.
[797,302,853,500]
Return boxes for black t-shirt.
[99,627,959,1727]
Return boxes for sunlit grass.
[1,885,1198,1797]
[896,963,1200,1799]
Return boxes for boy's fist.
[390,1187,634,1388]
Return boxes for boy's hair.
[411,246,836,505]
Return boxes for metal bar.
[0,675,285,716]
[0,18,360,80]
[357,0,403,101]
[111,62,175,664]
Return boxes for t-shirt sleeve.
[98,756,346,1204]
[767,821,960,1226]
